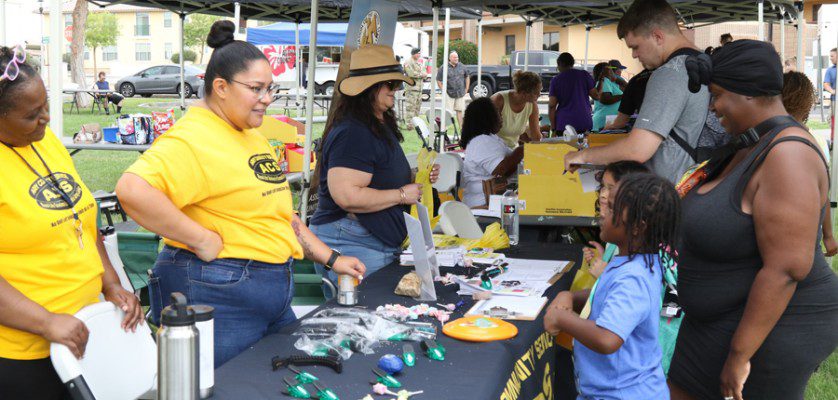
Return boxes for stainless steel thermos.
[157,292,199,400]
[190,305,215,399]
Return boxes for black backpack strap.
[669,129,698,163]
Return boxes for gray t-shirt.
[634,54,710,184]
[436,62,469,98]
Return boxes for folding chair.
[50,302,157,400]
[433,152,463,201]
[438,201,484,239]
[292,259,336,317]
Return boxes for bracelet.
[399,187,406,204]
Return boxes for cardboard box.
[518,174,597,217]
[285,143,317,173]
[257,115,298,144]
[587,133,628,147]
[522,142,578,176]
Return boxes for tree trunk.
[70,0,89,107]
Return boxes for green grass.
[808,120,831,131]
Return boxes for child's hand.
[544,291,574,336]
[589,259,607,279]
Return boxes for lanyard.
[3,142,85,249]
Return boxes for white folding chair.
[439,201,484,239]
[411,117,433,149]
[51,302,157,400]
[433,152,463,201]
[102,233,136,294]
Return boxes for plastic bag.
[151,109,175,140]
[410,148,437,219]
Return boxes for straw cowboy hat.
[338,45,415,96]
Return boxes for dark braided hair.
[610,173,681,270]
[0,46,38,115]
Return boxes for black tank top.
[679,117,837,322]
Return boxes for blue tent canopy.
[247,22,348,46]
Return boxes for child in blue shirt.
[545,173,678,399]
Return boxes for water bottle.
[501,187,520,246]
[158,293,199,400]
[563,124,578,142]
[190,305,215,399]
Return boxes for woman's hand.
[720,355,751,400]
[400,183,423,205]
[189,229,223,262]
[429,164,441,184]
[39,313,89,359]
[103,283,144,332]
[824,235,838,257]
[544,291,573,336]
[331,256,366,279]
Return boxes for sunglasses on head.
[1,45,27,82]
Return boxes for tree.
[70,0,90,107]
[85,12,119,79]
[184,14,220,64]
[171,50,197,64]
[435,40,478,67]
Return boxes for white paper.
[579,168,600,193]
[468,296,549,320]
[502,258,572,282]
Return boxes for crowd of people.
[1,0,837,399]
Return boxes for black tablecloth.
[213,242,582,400]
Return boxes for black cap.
[608,59,627,70]
[411,47,421,56]
[160,292,195,327]
[190,305,215,322]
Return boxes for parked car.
[116,65,205,98]
[465,50,562,99]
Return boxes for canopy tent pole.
[758,0,764,41]
[179,13,186,110]
[0,0,6,45]
[524,19,531,71]
[796,6,803,72]
[780,10,785,62]
[234,2,240,38]
[439,7,451,148]
[295,21,301,117]
[301,0,319,222]
[832,26,838,206]
[430,5,439,149]
[818,33,824,121]
[48,0,62,138]
[584,26,590,71]
[477,17,482,97]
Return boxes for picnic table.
[62,88,115,114]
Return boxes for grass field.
[62,98,836,399]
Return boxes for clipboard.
[466,296,548,321]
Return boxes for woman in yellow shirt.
[116,21,365,367]
[0,45,142,399]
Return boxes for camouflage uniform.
[404,58,427,130]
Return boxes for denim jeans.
[148,246,296,368]
[310,217,400,298]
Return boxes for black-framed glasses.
[382,80,404,91]
[230,79,276,98]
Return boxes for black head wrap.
[686,39,783,97]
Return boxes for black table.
[214,242,582,400]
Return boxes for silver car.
[116,65,205,98]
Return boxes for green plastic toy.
[372,367,402,388]
[402,344,416,367]
[282,377,311,399]
[312,381,339,400]
[288,365,318,384]
[421,339,446,361]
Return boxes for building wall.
[692,21,817,66]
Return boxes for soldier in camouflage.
[403,48,427,130]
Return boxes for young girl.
[584,161,649,278]
[545,173,679,399]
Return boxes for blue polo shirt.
[310,117,411,248]
[95,81,110,90]
[573,254,668,400]
[826,65,837,101]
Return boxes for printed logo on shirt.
[248,153,287,184]
[28,172,83,210]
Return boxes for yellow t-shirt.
[0,128,103,360]
[126,106,303,263]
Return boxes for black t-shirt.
[310,117,411,248]
[617,69,653,116]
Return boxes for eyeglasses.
[230,79,276,98]
[1,45,27,82]
[382,80,404,91]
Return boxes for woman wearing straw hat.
[311,45,440,287]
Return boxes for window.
[164,12,173,28]
[135,43,151,61]
[543,52,559,67]
[103,46,118,61]
[543,32,559,52]
[164,43,173,60]
[135,13,150,36]
[142,66,164,76]
[516,53,543,66]
[84,47,90,60]
[163,66,180,75]
[64,14,72,27]
[505,35,515,56]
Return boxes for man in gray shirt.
[436,51,470,126]
[565,0,709,184]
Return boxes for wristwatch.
[325,249,341,271]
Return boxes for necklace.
[3,142,84,249]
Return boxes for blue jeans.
[148,246,296,368]
[310,217,399,298]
